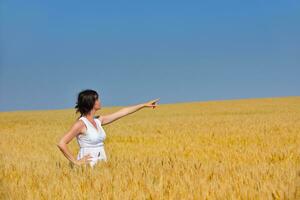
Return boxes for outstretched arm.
[100,98,160,125]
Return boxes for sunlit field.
[0,97,299,199]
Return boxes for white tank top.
[76,116,106,148]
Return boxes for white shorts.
[77,146,107,167]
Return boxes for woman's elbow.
[57,140,66,149]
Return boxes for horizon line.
[0,95,299,113]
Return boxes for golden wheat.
[0,97,299,199]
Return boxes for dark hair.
[75,89,99,117]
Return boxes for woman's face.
[94,97,101,110]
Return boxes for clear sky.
[0,1,299,112]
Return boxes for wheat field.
[0,97,299,199]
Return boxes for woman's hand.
[74,154,93,166]
[143,98,160,109]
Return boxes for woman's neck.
[83,110,96,121]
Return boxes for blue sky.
[0,1,299,112]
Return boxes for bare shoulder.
[73,119,86,134]
[97,115,104,125]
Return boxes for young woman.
[57,89,160,168]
